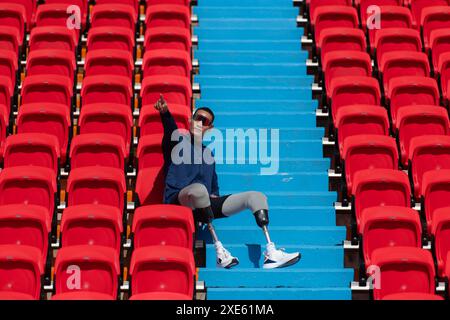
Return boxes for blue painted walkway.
[194,0,353,300]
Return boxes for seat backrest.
[421,169,450,231]
[144,27,191,52]
[0,50,17,87]
[26,49,75,81]
[139,103,190,137]
[29,26,77,52]
[421,6,450,49]
[21,75,72,109]
[87,26,134,54]
[145,4,190,29]
[318,28,366,63]
[431,207,450,276]
[313,6,359,41]
[375,28,422,63]
[90,4,136,32]
[96,0,138,14]
[308,0,352,18]
[137,134,164,171]
[85,49,134,81]
[410,0,450,25]
[0,28,20,56]
[81,75,132,107]
[140,75,191,107]
[142,49,191,78]
[0,4,25,45]
[0,76,12,114]
[430,29,450,72]
[135,166,165,205]
[440,52,450,97]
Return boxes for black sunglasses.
[193,114,213,127]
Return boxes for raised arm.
[155,95,179,164]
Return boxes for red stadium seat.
[144,27,191,52]
[61,204,123,253]
[335,105,390,154]
[352,169,411,227]
[70,133,126,170]
[343,135,398,194]
[0,50,18,87]
[136,167,165,205]
[379,51,430,92]
[146,0,190,6]
[34,4,75,33]
[142,49,191,78]
[21,74,73,111]
[129,292,192,300]
[78,103,133,156]
[145,4,190,29]
[445,253,450,294]
[382,292,444,300]
[328,76,381,122]
[356,0,403,19]
[136,134,164,170]
[312,6,359,42]
[129,246,195,299]
[439,52,450,98]
[0,245,43,300]
[17,103,71,163]
[11,0,35,31]
[87,26,135,55]
[421,170,450,232]
[374,28,422,63]
[363,6,413,49]
[0,291,36,300]
[360,206,421,265]
[85,49,134,81]
[90,4,137,33]
[0,166,56,221]
[370,247,436,300]
[323,51,372,94]
[29,26,77,52]
[408,0,450,27]
[397,107,449,166]
[67,167,126,213]
[96,0,139,14]
[0,204,51,266]
[140,75,191,107]
[3,133,60,174]
[139,103,190,137]
[0,76,13,115]
[307,0,352,18]
[431,207,450,276]
[0,104,9,148]
[54,245,120,298]
[430,29,450,73]
[132,204,194,249]
[81,75,132,108]
[409,135,450,199]
[51,291,115,300]
[317,28,366,63]
[421,6,450,50]
[387,76,440,124]
[0,4,26,45]
[26,49,76,83]
[0,27,20,57]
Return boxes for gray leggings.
[176,183,269,218]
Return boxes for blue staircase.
[194,0,353,300]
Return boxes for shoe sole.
[263,253,301,269]
[217,258,240,269]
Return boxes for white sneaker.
[263,242,301,269]
[215,241,239,269]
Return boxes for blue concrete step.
[201,86,312,100]
[199,19,297,29]
[214,112,316,126]
[205,245,345,269]
[196,28,303,40]
[199,40,302,51]
[206,288,352,300]
[196,75,313,87]
[199,62,306,75]
[194,51,308,64]
[217,158,329,172]
[194,7,299,19]
[195,100,318,112]
[217,192,336,207]
[198,0,295,7]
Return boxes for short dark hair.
[193,107,215,123]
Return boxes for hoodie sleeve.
[160,110,179,164]
[211,163,220,196]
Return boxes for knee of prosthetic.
[253,209,269,228]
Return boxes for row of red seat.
[308,0,450,299]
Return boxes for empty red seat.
[0,3,26,45]
[0,245,43,300]
[387,76,440,124]
[352,169,411,228]
[142,49,191,78]
[328,76,381,122]
[34,4,76,34]
[67,166,126,213]
[430,29,450,73]
[312,6,359,41]
[130,292,192,300]
[139,103,190,137]
[85,49,134,81]
[335,105,389,154]
[17,103,71,163]
[90,4,137,33]
[0,50,17,87]
[51,291,115,300]
[137,134,164,170]
[129,246,195,299]
[370,247,436,300]
[379,51,430,92]
[144,27,191,52]
[70,133,126,170]
[439,52,450,98]
[132,204,194,249]
[54,245,120,298]
[374,28,422,64]
[382,292,444,300]
[397,107,449,166]
[360,206,421,266]
[431,207,450,276]
[140,75,191,107]
[12,0,35,31]
[408,0,450,26]
[409,135,450,199]
[29,26,77,52]
[421,6,450,49]
[0,291,37,300]
[323,51,372,94]
[78,103,133,156]
[421,169,450,232]
[3,133,60,174]
[26,49,76,83]
[0,27,20,57]
[0,204,51,266]
[87,26,135,55]
[307,0,352,17]
[317,28,366,63]
[96,0,139,14]
[81,75,132,108]
[146,0,190,6]
[0,76,13,115]
[343,135,398,194]
[0,104,9,148]
[61,204,123,253]
[357,0,402,18]
[0,166,56,221]
[43,0,87,28]
[21,75,73,111]
[145,4,190,29]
